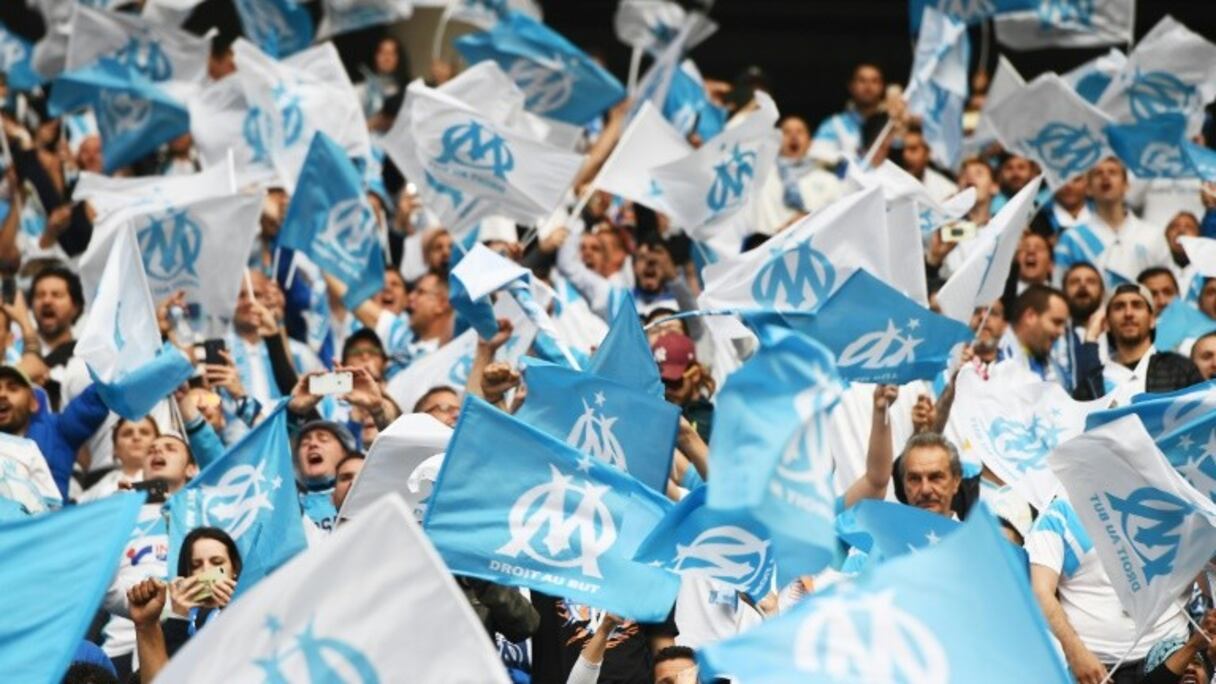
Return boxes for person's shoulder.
[1149,350,1200,372]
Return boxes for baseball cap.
[652,332,696,382]
[1106,283,1155,314]
[342,328,386,361]
[0,365,32,388]
[296,420,359,456]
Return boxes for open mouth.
[305,452,325,467]
[148,455,168,471]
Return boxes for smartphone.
[1,276,14,305]
[940,220,977,243]
[202,338,227,366]
[195,566,226,602]
[131,478,168,504]
[309,371,353,396]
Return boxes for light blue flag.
[633,486,775,601]
[280,132,385,309]
[1156,299,1216,352]
[838,500,960,562]
[699,507,1070,684]
[0,493,144,684]
[707,320,845,579]
[663,64,726,142]
[423,396,681,621]
[1184,141,1216,182]
[455,11,626,125]
[233,0,314,58]
[1157,410,1216,504]
[515,359,678,493]
[785,269,973,385]
[0,21,42,91]
[90,343,194,420]
[907,8,969,170]
[48,58,189,173]
[165,405,308,593]
[586,293,663,397]
[448,243,531,340]
[1087,380,1216,437]
[1106,113,1195,179]
[909,0,1036,34]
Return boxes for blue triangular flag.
[1106,113,1194,180]
[1155,299,1216,352]
[586,293,664,397]
[232,0,314,58]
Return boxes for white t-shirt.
[1026,498,1186,662]
[673,576,764,649]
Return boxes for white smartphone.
[940,220,978,243]
[309,371,353,396]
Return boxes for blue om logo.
[243,107,270,163]
[1128,70,1197,123]
[1024,123,1103,181]
[138,211,203,281]
[256,617,379,684]
[1107,487,1192,584]
[1037,0,1094,28]
[99,90,151,138]
[116,37,172,82]
[507,57,575,115]
[271,83,304,148]
[1074,71,1111,104]
[449,353,473,385]
[706,144,758,215]
[987,415,1062,473]
[435,121,514,180]
[425,171,465,209]
[751,241,835,309]
[1135,141,1188,178]
[318,198,376,269]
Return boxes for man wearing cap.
[0,364,107,501]
[1074,283,1204,402]
[294,419,359,533]
[653,332,713,443]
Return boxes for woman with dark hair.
[360,36,407,119]
[162,527,242,653]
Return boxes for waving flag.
[233,0,314,58]
[71,160,236,225]
[187,77,278,185]
[649,92,780,241]
[456,12,625,125]
[1050,414,1216,631]
[594,101,691,216]
[787,269,972,385]
[1154,300,1216,353]
[631,12,715,120]
[995,0,1134,50]
[1105,113,1195,180]
[386,329,478,413]
[970,55,1026,151]
[937,176,1043,321]
[318,0,413,40]
[989,73,1114,188]
[699,508,1069,684]
[664,61,727,140]
[909,0,1035,33]
[1062,48,1127,104]
[383,75,583,233]
[233,40,370,191]
[76,225,193,419]
[448,243,530,339]
[0,494,144,684]
[0,21,42,91]
[48,58,190,173]
[708,321,845,579]
[1185,142,1216,182]
[1087,381,1216,437]
[449,0,543,30]
[141,0,208,27]
[337,414,452,525]
[515,359,679,493]
[424,396,680,621]
[1180,237,1216,279]
[159,495,510,683]
[634,486,775,601]
[841,499,961,562]
[281,132,386,309]
[586,293,664,396]
[167,406,308,591]
[29,0,73,80]
[1157,409,1216,505]
[1096,16,1216,137]
[614,0,716,55]
[65,5,210,101]
[906,8,969,171]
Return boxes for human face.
[344,341,385,380]
[424,231,453,275]
[1017,234,1052,285]
[901,132,929,177]
[374,39,399,76]
[597,230,627,274]
[1018,294,1069,357]
[902,446,960,516]
[633,244,671,294]
[1087,158,1127,204]
[959,161,995,203]
[417,389,460,428]
[1107,292,1153,348]
[190,537,236,580]
[1053,174,1088,212]
[999,156,1036,195]
[1180,653,1209,684]
[333,457,364,510]
[296,428,346,481]
[407,274,451,332]
[1140,273,1178,313]
[1064,266,1103,322]
[780,117,810,159]
[969,300,1006,363]
[1198,279,1216,320]
[233,270,274,334]
[208,49,235,80]
[114,418,157,473]
[0,376,34,434]
[580,233,605,273]
[379,271,408,315]
[143,436,195,490]
[77,136,103,173]
[1192,336,1216,381]
[1166,213,1201,261]
[654,657,698,684]
[848,65,884,110]
[33,275,79,341]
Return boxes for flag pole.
[431,2,458,64]
[627,46,643,95]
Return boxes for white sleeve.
[1024,526,1065,573]
[556,230,616,321]
[564,654,603,684]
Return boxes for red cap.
[652,332,696,382]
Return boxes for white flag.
[614,0,717,55]
[595,101,691,216]
[970,55,1026,148]
[937,176,1043,322]
[451,243,531,301]
[30,0,73,79]
[65,5,209,102]
[649,91,780,239]
[338,414,452,525]
[1179,237,1216,279]
[1095,16,1216,137]
[1049,414,1216,631]
[71,160,237,224]
[317,0,414,40]
[141,0,207,27]
[0,434,60,513]
[386,329,478,416]
[995,0,1134,50]
[187,77,279,187]
[233,39,371,191]
[75,224,161,384]
[157,495,510,684]
[447,0,542,30]
[631,11,714,114]
[1061,48,1126,103]
[989,74,1114,188]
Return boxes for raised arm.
[842,385,897,508]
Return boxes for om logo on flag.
[116,37,173,82]
[751,240,836,309]
[706,143,758,215]
[137,211,203,281]
[1024,122,1104,181]
[436,120,515,181]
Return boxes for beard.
[1068,295,1099,324]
